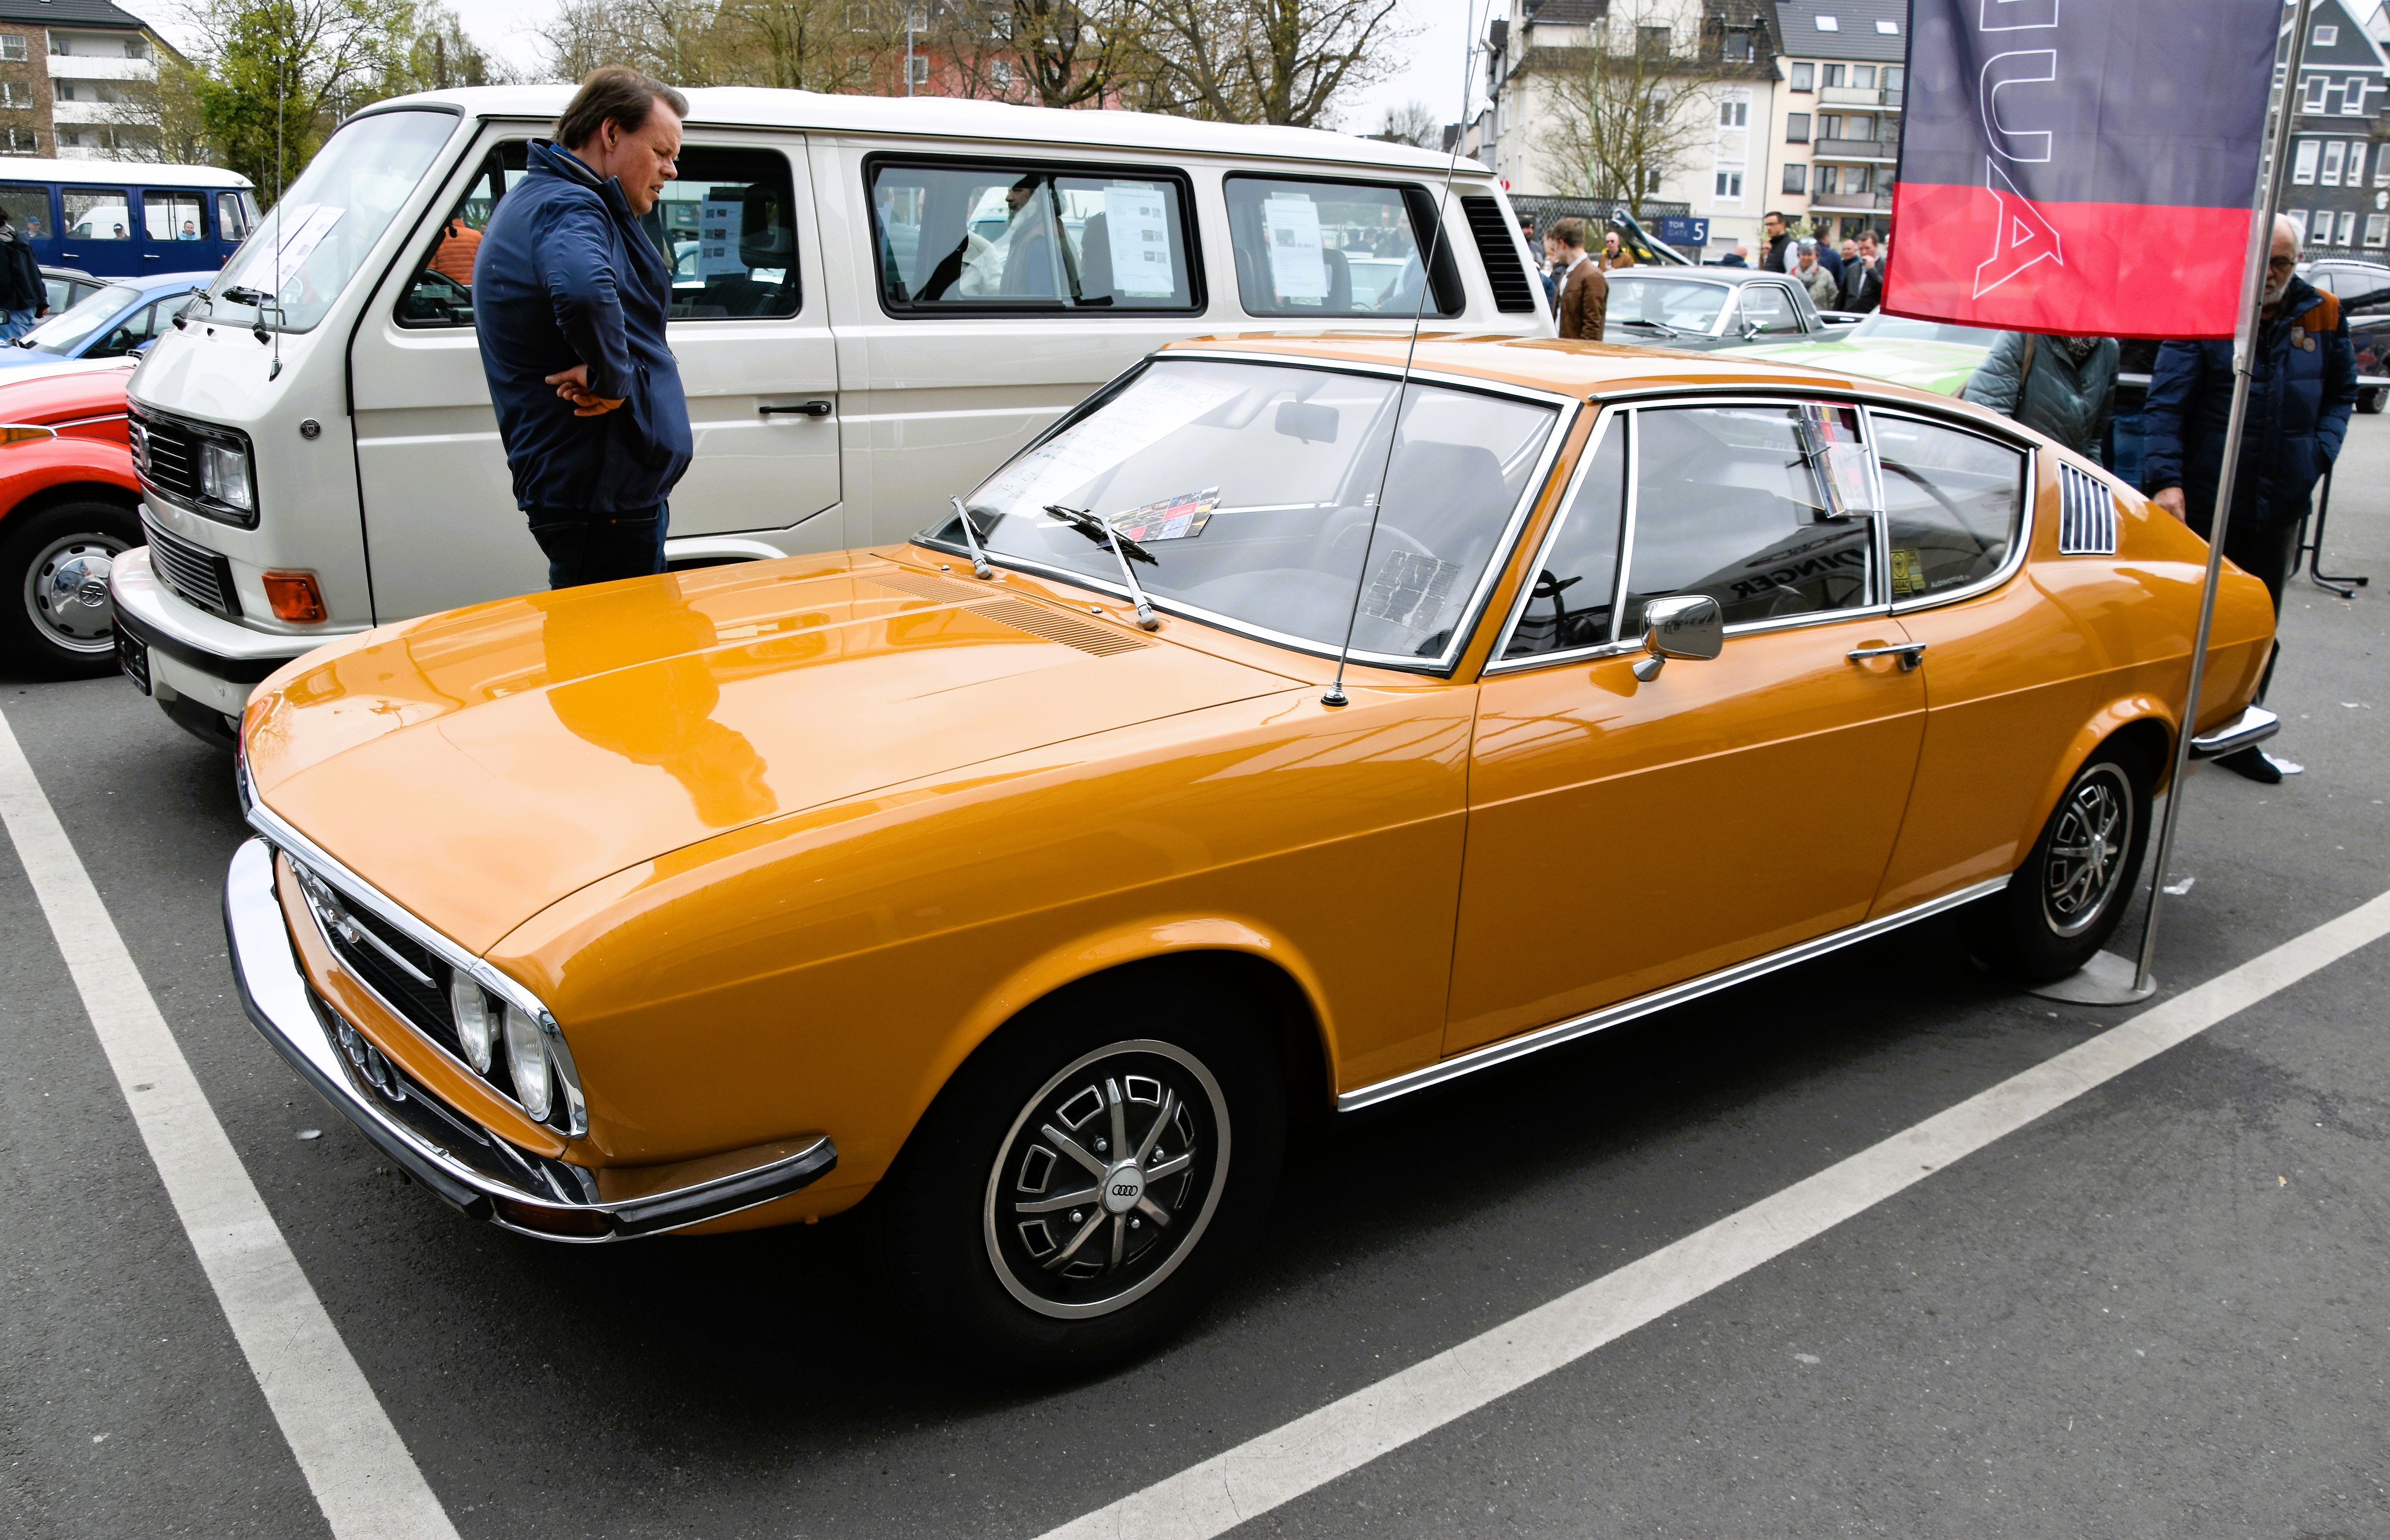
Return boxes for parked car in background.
[2300,259,2389,414]
[41,265,105,317]
[2,273,213,371]
[0,358,141,675]
[1714,311,2002,396]
[0,160,257,281]
[1600,267,1839,350]
[227,337,2277,1371]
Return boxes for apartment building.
[1763,0,1903,247]
[2280,0,2389,259]
[0,0,175,161]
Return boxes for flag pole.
[2130,0,2316,996]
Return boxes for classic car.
[225,336,2279,1371]
[1600,267,1845,350]
[1715,311,2003,397]
[0,356,144,675]
[0,271,213,374]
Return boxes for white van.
[109,86,1549,742]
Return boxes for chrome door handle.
[759,399,833,418]
[1848,642,1927,671]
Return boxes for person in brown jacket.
[1546,217,1607,340]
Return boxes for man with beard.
[2142,215,2358,783]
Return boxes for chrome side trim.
[2188,705,2280,760]
[1336,875,2011,1112]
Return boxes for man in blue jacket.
[2142,215,2359,783]
[474,67,692,588]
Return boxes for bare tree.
[1372,96,1437,146]
[1532,1,1750,218]
[928,0,1145,107]
[1139,0,1408,127]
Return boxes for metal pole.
[2134,0,2316,994]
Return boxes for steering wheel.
[1307,505,1437,575]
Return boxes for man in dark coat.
[0,210,45,340]
[2142,215,2358,782]
[474,66,693,589]
[1838,232,1882,312]
[1758,211,1793,273]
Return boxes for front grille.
[141,513,242,618]
[321,905,465,1061]
[1461,195,1541,315]
[132,409,200,504]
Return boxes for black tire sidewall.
[0,500,139,676]
[881,979,1287,1377]
[1972,746,2154,982]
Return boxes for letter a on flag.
[1888,0,2284,338]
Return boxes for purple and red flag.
[1887,0,2283,338]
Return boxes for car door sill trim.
[1336,875,2011,1112]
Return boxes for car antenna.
[268,59,284,381]
[1322,2,1479,708]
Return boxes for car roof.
[1606,268,1795,286]
[0,159,253,189]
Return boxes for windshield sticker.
[978,371,1240,514]
[1359,550,1462,638]
[1104,184,1176,297]
[1798,404,1877,518]
[1262,197,1329,301]
[1111,487,1219,543]
[230,202,344,299]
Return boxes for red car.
[0,358,142,675]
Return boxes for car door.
[1446,399,1929,1055]
[350,128,841,621]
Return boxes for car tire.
[0,500,140,677]
[881,975,1286,1377]
[1965,743,2154,984]
[2359,386,2387,416]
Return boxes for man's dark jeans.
[527,505,668,589]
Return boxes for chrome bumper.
[2188,705,2281,761]
[223,837,836,1241]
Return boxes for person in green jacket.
[1962,331,2121,461]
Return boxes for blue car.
[2,270,217,368]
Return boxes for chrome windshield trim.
[1336,876,2011,1112]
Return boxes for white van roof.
[0,159,255,190]
[366,86,1486,177]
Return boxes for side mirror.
[1631,594,1724,681]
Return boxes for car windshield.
[1846,313,2000,346]
[208,109,457,333]
[19,282,139,355]
[940,358,1562,666]
[1605,278,1730,333]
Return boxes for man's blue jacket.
[2141,275,2358,531]
[473,141,692,514]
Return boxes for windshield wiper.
[1618,317,1683,337]
[947,495,994,580]
[1046,503,1160,631]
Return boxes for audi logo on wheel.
[1111,1182,1138,1198]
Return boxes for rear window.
[869,160,1198,313]
[1224,175,1460,319]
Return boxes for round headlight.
[449,976,495,1073]
[503,1005,553,1124]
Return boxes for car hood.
[246,555,1300,953]
[1710,338,1988,395]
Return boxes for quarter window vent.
[1460,195,1540,314]
[2057,463,2119,555]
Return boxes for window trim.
[1484,405,1632,674]
[1221,168,1465,322]
[865,151,1206,319]
[1868,405,2038,615]
[915,350,1578,678]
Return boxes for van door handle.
[1848,642,1927,671]
[760,400,833,418]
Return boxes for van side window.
[216,191,254,241]
[398,141,527,328]
[1223,175,1462,320]
[0,183,49,241]
[869,161,1198,313]
[64,187,132,241]
[144,191,205,243]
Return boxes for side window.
[0,183,49,241]
[869,161,1196,312]
[216,191,254,241]
[92,301,155,358]
[144,191,204,243]
[1621,404,1877,630]
[1504,416,1625,659]
[1224,175,1461,319]
[1874,414,2027,601]
[397,141,526,327]
[1737,283,1798,334]
[64,187,132,240]
[651,147,803,319]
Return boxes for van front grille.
[131,410,200,504]
[140,514,242,619]
[1461,195,1540,315]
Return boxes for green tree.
[182,0,418,201]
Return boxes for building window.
[1787,112,1811,142]
[2338,209,2358,246]
[1715,168,1744,201]
[1814,15,1839,30]
[1817,113,1842,139]
[2365,212,2388,248]
[1876,18,1899,33]
[2377,144,2390,186]
[2285,208,2309,241]
[124,36,148,59]
[1853,65,1875,88]
[1783,163,1807,194]
[2322,140,2345,184]
[2293,139,2318,183]
[1789,61,1813,91]
[989,60,1011,89]
[0,34,22,62]
[1845,113,1875,140]
[2313,24,2338,45]
[1816,165,1840,196]
[2304,74,2330,111]
[2341,77,2369,115]
[0,127,31,154]
[1823,63,1845,88]
[0,82,25,108]
[906,55,928,84]
[1638,25,1671,56]
[1886,66,1905,94]
[1719,94,1747,128]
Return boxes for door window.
[1873,413,2028,601]
[0,183,49,241]
[1620,404,1878,630]
[869,161,1197,312]
[92,296,195,357]
[215,191,254,240]
[144,191,205,244]
[1224,175,1460,318]
[397,140,524,327]
[1735,282,1799,334]
[651,148,802,318]
[1501,416,1625,660]
[63,188,133,240]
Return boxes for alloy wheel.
[24,531,128,656]
[2043,764,2133,937]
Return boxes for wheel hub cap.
[25,536,126,653]
[1101,1161,1146,1215]
[2044,768,2133,937]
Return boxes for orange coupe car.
[226,336,2278,1370]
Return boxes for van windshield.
[210,109,456,333]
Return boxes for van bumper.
[109,548,342,732]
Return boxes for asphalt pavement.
[4,416,2387,1539]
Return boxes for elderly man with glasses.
[2141,214,2359,783]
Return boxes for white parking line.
[0,710,460,1540]
[1042,888,2390,1540]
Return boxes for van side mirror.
[1274,399,1338,444]
[1631,594,1724,681]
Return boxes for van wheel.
[0,501,140,677]
[882,983,1285,1377]
[1966,745,2153,984]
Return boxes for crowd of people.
[1516,208,1894,330]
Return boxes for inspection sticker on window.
[230,201,343,298]
[1890,548,1925,596]
[1110,487,1219,543]
[1262,196,1329,300]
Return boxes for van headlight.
[198,439,253,511]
